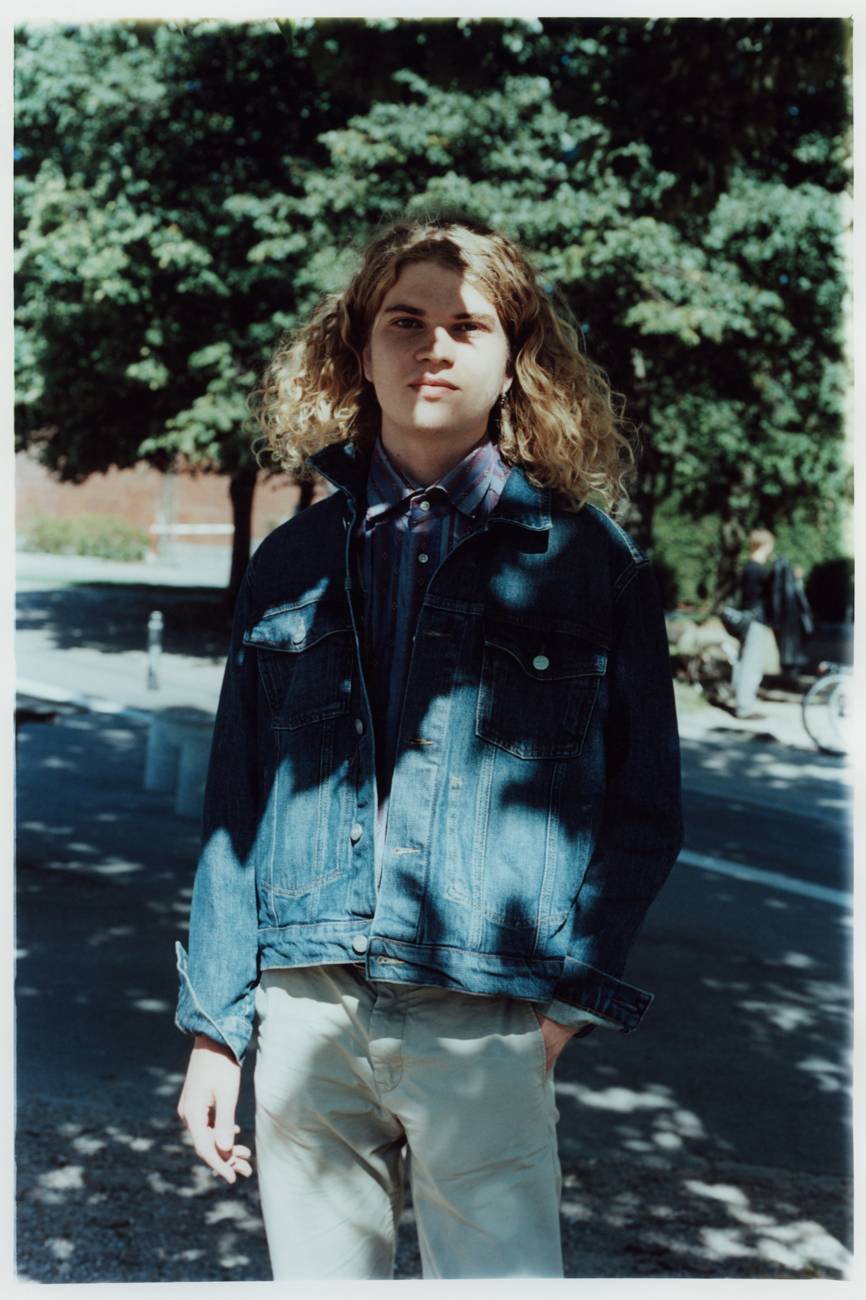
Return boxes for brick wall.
[15,452,323,547]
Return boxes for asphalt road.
[16,706,852,1183]
[14,574,854,1279]
[555,783,851,1179]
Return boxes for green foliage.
[651,491,849,610]
[651,500,724,608]
[20,511,150,561]
[14,17,851,604]
[279,68,850,585]
[771,502,848,576]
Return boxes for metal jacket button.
[418,553,429,564]
[355,719,364,734]
[350,823,363,843]
[533,655,550,671]
[351,935,369,954]
[419,500,430,511]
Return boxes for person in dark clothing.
[770,557,814,672]
[732,529,775,718]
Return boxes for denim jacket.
[176,443,683,1062]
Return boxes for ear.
[500,372,514,397]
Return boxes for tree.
[14,17,551,603]
[504,17,850,215]
[231,67,849,595]
[16,18,851,605]
[14,18,405,602]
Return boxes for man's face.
[363,260,513,463]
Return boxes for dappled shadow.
[679,730,851,828]
[15,693,852,1278]
[556,869,851,1166]
[550,852,852,1275]
[555,1156,851,1277]
[16,584,231,660]
[15,712,205,1091]
[15,708,272,1279]
[16,1095,271,1281]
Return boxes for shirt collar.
[365,434,509,525]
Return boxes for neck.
[380,428,489,487]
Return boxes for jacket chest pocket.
[476,620,607,759]
[246,602,354,731]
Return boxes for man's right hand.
[177,1033,252,1184]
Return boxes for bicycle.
[802,661,852,755]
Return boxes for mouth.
[410,377,457,392]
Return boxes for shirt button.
[351,935,369,955]
[355,718,364,735]
[418,553,429,564]
[350,823,363,843]
[533,655,550,671]
[419,500,431,512]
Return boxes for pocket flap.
[482,620,607,681]
[245,600,353,653]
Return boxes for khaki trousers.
[253,964,563,1279]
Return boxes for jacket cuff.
[175,942,254,1065]
[550,956,653,1033]
[533,998,604,1036]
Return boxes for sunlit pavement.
[16,542,234,589]
[14,579,853,1281]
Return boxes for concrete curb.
[16,676,155,726]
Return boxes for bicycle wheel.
[802,675,850,755]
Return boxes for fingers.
[178,1036,248,1183]
[211,1136,253,1184]
[223,1146,253,1180]
[533,1012,576,1073]
[211,1144,253,1183]
[186,1112,236,1180]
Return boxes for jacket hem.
[260,935,650,1033]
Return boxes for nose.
[417,326,455,363]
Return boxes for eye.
[392,317,422,329]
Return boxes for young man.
[176,219,683,1279]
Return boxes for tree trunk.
[224,465,258,613]
[715,505,747,610]
[614,365,656,553]
[616,453,656,553]
[616,413,657,554]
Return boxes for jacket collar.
[308,441,552,533]
[309,441,369,504]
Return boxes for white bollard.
[147,611,164,690]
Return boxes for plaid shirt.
[359,434,511,818]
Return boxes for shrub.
[650,492,852,613]
[20,512,151,562]
[651,499,722,608]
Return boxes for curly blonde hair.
[253,218,635,511]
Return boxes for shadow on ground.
[14,712,852,1281]
[16,585,232,661]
